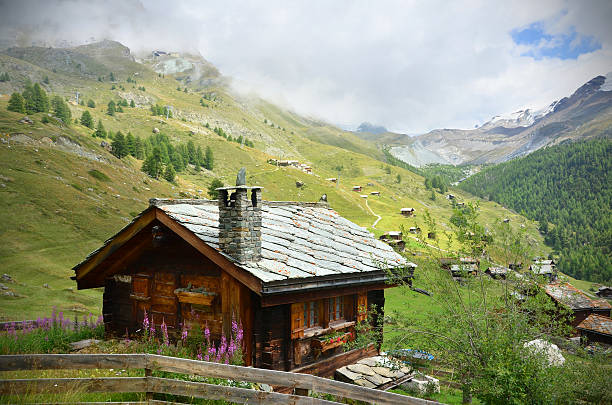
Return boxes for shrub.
[88,169,110,182]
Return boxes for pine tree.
[107,100,116,116]
[125,132,136,157]
[134,137,145,159]
[109,72,116,82]
[51,95,71,124]
[187,140,196,164]
[130,99,135,108]
[142,147,163,178]
[111,131,127,158]
[7,92,26,113]
[33,83,49,113]
[22,80,36,114]
[196,146,204,167]
[204,146,214,170]
[164,164,176,182]
[87,99,96,108]
[43,75,50,84]
[208,178,224,199]
[80,110,94,128]
[94,120,106,138]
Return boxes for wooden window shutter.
[357,293,368,322]
[290,303,304,339]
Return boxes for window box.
[311,331,352,352]
[174,290,216,306]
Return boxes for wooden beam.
[75,208,156,284]
[0,377,148,395]
[155,209,262,295]
[0,354,146,371]
[261,283,390,307]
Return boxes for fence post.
[144,354,153,402]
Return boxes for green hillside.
[460,139,612,283]
[0,41,548,320]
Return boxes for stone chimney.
[217,168,262,264]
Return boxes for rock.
[357,356,382,367]
[400,374,440,395]
[256,383,273,392]
[335,366,363,383]
[19,116,33,124]
[70,339,101,351]
[100,141,112,151]
[354,378,376,389]
[43,283,49,288]
[347,363,376,376]
[371,366,399,378]
[524,339,565,366]
[41,137,53,144]
[296,181,304,188]
[153,127,160,133]
[365,373,392,386]
[0,283,8,290]
[2,274,14,283]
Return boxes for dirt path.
[365,199,382,228]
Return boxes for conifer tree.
[80,110,94,128]
[134,136,145,159]
[187,140,196,164]
[196,145,204,167]
[130,99,135,108]
[107,100,116,116]
[142,147,163,178]
[204,146,214,170]
[87,99,96,108]
[111,131,127,158]
[7,92,26,113]
[164,164,176,182]
[94,119,107,138]
[125,132,136,157]
[22,80,36,114]
[51,95,71,124]
[33,83,49,113]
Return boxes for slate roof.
[577,314,612,336]
[544,283,612,311]
[153,199,414,283]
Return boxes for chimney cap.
[215,186,263,191]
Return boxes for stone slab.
[347,363,376,376]
[365,373,392,386]
[354,378,376,389]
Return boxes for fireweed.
[135,310,244,365]
[0,308,104,354]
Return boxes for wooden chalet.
[72,174,415,376]
[543,283,611,328]
[352,185,362,192]
[530,259,557,282]
[379,231,406,252]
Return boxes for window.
[303,301,319,329]
[328,296,344,323]
[357,292,368,322]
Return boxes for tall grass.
[0,308,104,354]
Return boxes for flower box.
[175,290,216,306]
[311,331,351,352]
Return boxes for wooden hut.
[577,314,612,345]
[400,208,415,217]
[72,174,415,376]
[544,283,611,328]
[352,186,362,192]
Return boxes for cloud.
[0,0,611,133]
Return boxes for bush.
[88,169,110,182]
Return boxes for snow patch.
[600,71,612,91]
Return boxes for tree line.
[8,80,71,125]
[459,139,612,283]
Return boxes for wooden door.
[131,273,152,328]
[151,272,179,330]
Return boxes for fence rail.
[0,353,437,405]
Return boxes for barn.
[72,173,415,375]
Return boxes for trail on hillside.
[364,199,382,228]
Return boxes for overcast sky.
[1,0,611,134]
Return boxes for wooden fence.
[0,353,438,405]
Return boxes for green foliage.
[43,75,50,84]
[93,119,106,138]
[87,99,96,108]
[51,95,71,125]
[396,174,401,183]
[41,115,49,124]
[151,104,172,118]
[130,99,135,108]
[109,72,115,81]
[0,72,10,82]
[208,178,224,199]
[106,100,116,116]
[142,147,164,179]
[204,146,214,170]
[23,81,49,114]
[7,92,26,113]
[460,139,612,283]
[163,164,176,182]
[111,131,128,158]
[88,169,110,182]
[80,110,94,129]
